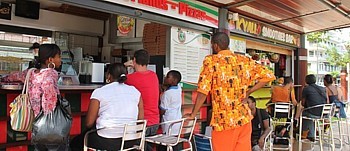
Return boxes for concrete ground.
[272,109,350,151]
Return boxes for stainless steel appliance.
[78,61,105,84]
[91,63,105,83]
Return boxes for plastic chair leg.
[167,146,173,151]
[329,121,335,151]
[346,118,350,144]
[298,116,303,151]
[337,118,343,150]
[317,120,324,151]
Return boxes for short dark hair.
[283,77,293,85]
[167,70,182,84]
[133,49,149,66]
[107,63,127,83]
[30,42,40,50]
[324,74,333,84]
[37,44,61,68]
[211,32,229,50]
[248,96,256,103]
[305,74,316,85]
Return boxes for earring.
[106,79,111,83]
[48,62,56,69]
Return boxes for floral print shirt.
[2,68,59,116]
[197,50,275,131]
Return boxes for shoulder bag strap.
[310,84,327,100]
[22,68,36,94]
[257,109,264,134]
[326,86,336,95]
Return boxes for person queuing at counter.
[158,70,182,151]
[248,96,271,151]
[28,44,70,150]
[301,74,328,141]
[160,70,182,135]
[82,63,144,150]
[185,32,275,151]
[124,49,160,151]
[324,74,347,118]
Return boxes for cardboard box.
[111,49,122,56]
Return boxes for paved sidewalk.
[289,112,350,151]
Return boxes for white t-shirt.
[160,85,182,135]
[90,82,140,138]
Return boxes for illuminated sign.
[229,15,300,47]
[104,0,218,28]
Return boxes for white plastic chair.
[145,117,197,151]
[267,102,294,151]
[298,104,334,151]
[83,120,147,151]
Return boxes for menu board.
[229,36,246,54]
[170,27,211,83]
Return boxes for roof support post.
[218,8,230,34]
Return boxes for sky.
[333,28,350,42]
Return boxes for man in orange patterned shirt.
[186,32,275,151]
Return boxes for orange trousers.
[212,122,252,151]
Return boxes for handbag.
[9,68,36,132]
[32,95,72,144]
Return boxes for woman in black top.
[324,74,346,118]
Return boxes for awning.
[198,0,350,34]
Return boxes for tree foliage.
[325,47,350,68]
[307,31,350,69]
[330,71,340,77]
[307,31,329,43]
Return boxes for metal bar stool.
[267,102,294,151]
[334,101,350,146]
[298,104,335,151]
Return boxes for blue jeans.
[302,112,320,138]
[334,100,347,118]
[145,125,159,151]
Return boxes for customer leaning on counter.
[124,49,160,151]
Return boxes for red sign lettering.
[139,0,168,10]
[179,2,205,20]
[179,2,187,15]
[135,0,207,21]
